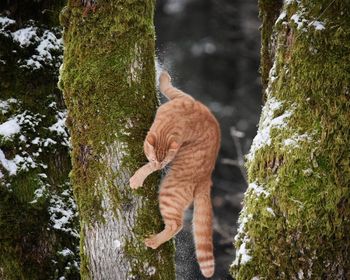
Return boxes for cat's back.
[155,95,220,145]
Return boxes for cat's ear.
[169,140,179,150]
[146,133,156,146]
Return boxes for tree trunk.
[59,1,175,279]
[231,1,350,279]
[0,1,79,279]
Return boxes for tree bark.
[231,1,350,279]
[59,1,175,279]
[0,1,79,279]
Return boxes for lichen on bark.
[60,1,175,279]
[231,1,350,279]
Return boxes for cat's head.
[144,132,180,169]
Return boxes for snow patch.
[298,269,304,279]
[248,182,270,197]
[311,21,325,30]
[266,207,276,216]
[0,118,21,139]
[49,189,78,237]
[0,98,17,114]
[113,239,121,250]
[291,14,306,29]
[58,248,74,257]
[0,16,15,29]
[247,96,293,161]
[276,11,287,24]
[283,133,311,148]
[12,26,39,47]
[0,149,18,176]
[49,110,69,146]
[232,238,252,266]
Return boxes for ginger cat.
[129,71,220,278]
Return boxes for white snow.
[303,168,313,176]
[251,277,260,280]
[0,149,18,176]
[0,16,15,29]
[311,20,325,30]
[247,97,293,161]
[298,269,304,279]
[291,14,305,29]
[276,11,287,24]
[49,110,69,145]
[0,98,17,114]
[31,137,41,145]
[233,239,252,266]
[30,183,46,203]
[248,182,270,197]
[113,239,121,250]
[143,263,156,276]
[283,133,311,147]
[49,191,78,237]
[234,211,253,242]
[0,118,21,138]
[12,27,39,47]
[19,135,26,142]
[266,207,276,216]
[11,25,63,69]
[24,58,42,69]
[290,6,326,31]
[58,248,74,257]
[43,138,57,147]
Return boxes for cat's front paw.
[129,173,144,189]
[145,235,160,249]
[159,71,171,85]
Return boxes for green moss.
[61,0,175,278]
[232,1,350,279]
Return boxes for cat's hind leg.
[145,180,193,249]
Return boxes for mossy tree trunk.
[59,1,175,279]
[231,1,350,279]
[0,1,79,279]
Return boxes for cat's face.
[144,133,180,169]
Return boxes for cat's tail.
[193,192,215,278]
[159,71,191,100]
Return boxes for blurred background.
[154,0,262,279]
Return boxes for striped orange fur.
[129,71,220,278]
